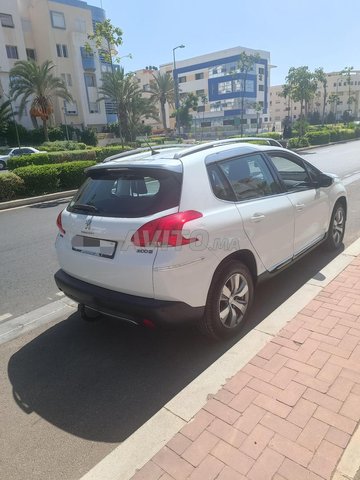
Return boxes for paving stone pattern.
[131,257,360,480]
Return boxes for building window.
[223,119,235,126]
[6,45,18,59]
[84,73,96,87]
[197,105,205,113]
[259,84,264,91]
[258,67,264,75]
[250,118,257,124]
[75,17,86,33]
[56,44,68,58]
[89,101,99,113]
[64,101,78,115]
[0,13,14,28]
[178,76,186,83]
[50,11,66,29]
[67,74,72,87]
[218,81,232,94]
[26,48,36,61]
[196,89,205,96]
[143,84,150,92]
[201,121,211,127]
[195,72,204,80]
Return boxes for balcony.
[80,47,96,71]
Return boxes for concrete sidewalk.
[131,256,360,480]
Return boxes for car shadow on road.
[7,244,342,443]
[30,199,70,209]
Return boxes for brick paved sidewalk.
[131,256,360,480]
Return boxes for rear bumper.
[54,269,204,327]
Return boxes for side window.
[269,154,312,191]
[207,165,234,201]
[219,154,280,201]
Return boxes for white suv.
[55,140,347,340]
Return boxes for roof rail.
[174,137,283,159]
[102,144,192,163]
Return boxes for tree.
[315,67,328,126]
[237,52,260,136]
[9,60,72,142]
[252,102,263,133]
[0,100,13,134]
[86,18,124,69]
[279,84,293,125]
[98,67,158,142]
[148,72,174,129]
[327,93,341,123]
[285,66,317,135]
[172,93,198,132]
[341,66,354,118]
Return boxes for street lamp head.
[179,44,185,48]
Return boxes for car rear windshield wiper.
[71,203,100,213]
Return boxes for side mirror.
[317,173,334,188]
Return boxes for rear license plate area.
[72,235,117,259]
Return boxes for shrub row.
[39,141,87,152]
[12,161,95,197]
[7,145,133,170]
[287,137,310,148]
[304,128,358,146]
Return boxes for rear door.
[218,153,295,271]
[56,166,182,298]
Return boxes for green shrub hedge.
[305,131,330,145]
[0,172,24,202]
[39,141,87,152]
[288,137,310,148]
[13,161,95,196]
[94,145,132,162]
[7,149,96,169]
[256,132,282,140]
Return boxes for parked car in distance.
[54,139,347,340]
[0,147,40,169]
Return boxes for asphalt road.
[0,141,360,480]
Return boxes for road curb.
[333,425,360,480]
[78,237,360,480]
[294,137,360,152]
[0,190,76,211]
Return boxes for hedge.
[0,172,24,202]
[13,161,95,196]
[39,141,87,152]
[94,145,133,162]
[305,131,330,145]
[288,137,310,149]
[7,149,96,169]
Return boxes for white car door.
[218,153,295,272]
[268,152,330,256]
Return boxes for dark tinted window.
[68,169,182,218]
[207,165,234,201]
[219,154,280,201]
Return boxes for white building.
[159,46,272,137]
[0,0,111,131]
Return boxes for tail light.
[131,210,202,247]
[56,210,65,235]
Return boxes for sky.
[90,0,360,86]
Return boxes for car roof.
[96,139,286,171]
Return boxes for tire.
[324,203,346,250]
[78,304,102,322]
[200,260,254,340]
[0,161,6,170]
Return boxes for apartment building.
[0,0,110,131]
[159,46,271,136]
[270,70,360,128]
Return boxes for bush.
[305,130,330,145]
[40,141,87,152]
[0,172,24,202]
[80,127,98,146]
[55,161,95,189]
[13,161,95,196]
[7,149,96,170]
[13,164,59,196]
[94,145,132,163]
[288,137,310,149]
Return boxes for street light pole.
[172,44,185,136]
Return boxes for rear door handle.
[295,203,305,211]
[251,213,265,222]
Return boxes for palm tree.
[315,68,328,126]
[9,60,72,142]
[148,72,174,130]
[99,67,158,142]
[0,100,13,133]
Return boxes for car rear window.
[67,168,182,218]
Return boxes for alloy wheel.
[219,273,249,329]
[332,207,345,246]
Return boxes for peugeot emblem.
[84,217,93,230]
